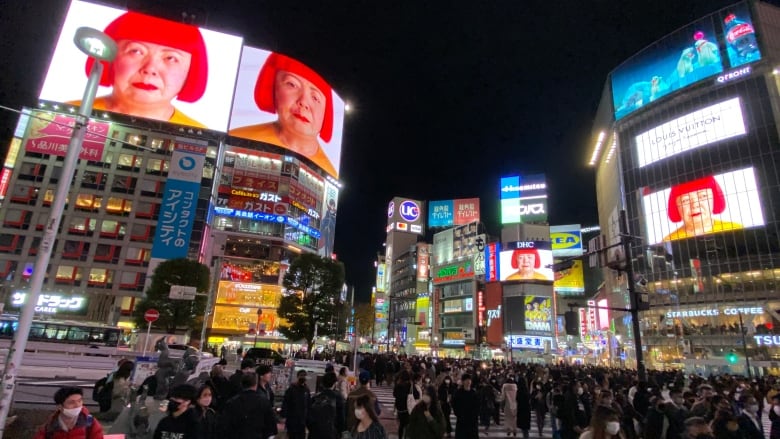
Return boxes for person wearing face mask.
[353,394,387,439]
[503,376,519,437]
[438,375,457,437]
[738,395,764,439]
[531,380,549,436]
[347,371,380,433]
[194,384,217,439]
[711,408,742,439]
[452,374,480,439]
[219,372,278,439]
[34,386,104,439]
[664,388,690,439]
[406,386,446,439]
[768,393,780,439]
[578,405,625,439]
[282,370,311,439]
[153,384,200,439]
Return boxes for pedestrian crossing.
[370,385,555,439]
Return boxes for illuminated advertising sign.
[416,296,430,327]
[721,3,762,68]
[477,291,485,327]
[498,241,553,282]
[428,200,454,228]
[716,65,752,84]
[387,197,425,235]
[417,244,430,282]
[228,47,345,178]
[753,335,780,346]
[24,112,109,161]
[376,263,386,293]
[509,335,552,350]
[611,15,723,120]
[10,292,87,315]
[554,259,585,294]
[665,306,763,319]
[550,224,582,257]
[433,260,474,284]
[641,167,765,245]
[151,143,206,260]
[211,305,280,332]
[216,281,282,308]
[485,282,503,345]
[524,296,552,332]
[635,98,746,167]
[318,181,339,258]
[500,174,548,224]
[214,206,321,239]
[454,198,480,224]
[40,1,243,131]
[473,234,486,277]
[485,242,500,282]
[597,299,610,331]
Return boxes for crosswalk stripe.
[369,385,555,439]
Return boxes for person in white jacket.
[502,376,519,437]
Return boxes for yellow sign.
[554,259,585,292]
[211,305,283,332]
[216,281,282,307]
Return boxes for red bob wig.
[85,11,209,103]
[254,52,334,143]
[667,175,725,222]
[511,248,540,269]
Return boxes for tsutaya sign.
[665,306,764,319]
[11,292,86,314]
[753,335,780,346]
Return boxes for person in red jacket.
[34,386,104,439]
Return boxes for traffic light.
[726,350,738,364]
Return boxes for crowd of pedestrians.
[32,350,780,439]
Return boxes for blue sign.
[399,200,420,222]
[428,200,454,228]
[612,16,723,120]
[721,3,762,68]
[500,176,520,200]
[213,206,321,239]
[508,335,551,350]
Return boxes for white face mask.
[577,388,584,395]
[606,421,621,435]
[355,408,366,420]
[62,406,82,418]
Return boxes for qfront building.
[0,0,345,350]
[589,0,780,374]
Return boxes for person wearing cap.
[71,11,208,127]
[34,386,104,439]
[282,370,311,439]
[505,248,549,281]
[229,52,338,177]
[227,358,256,402]
[662,175,742,242]
[347,370,381,432]
[153,384,200,439]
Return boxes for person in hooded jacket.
[34,386,104,439]
[438,374,457,438]
[153,384,201,439]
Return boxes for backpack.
[93,375,113,412]
[307,391,337,438]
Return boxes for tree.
[353,303,376,338]
[278,253,345,354]
[133,258,210,334]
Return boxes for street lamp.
[0,27,117,437]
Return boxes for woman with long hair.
[406,385,446,439]
[393,370,419,439]
[353,394,387,439]
[194,384,217,439]
[579,405,625,439]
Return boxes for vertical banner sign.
[417,244,430,282]
[151,143,207,259]
[579,308,589,340]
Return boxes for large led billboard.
[500,174,548,224]
[39,1,242,131]
[318,181,339,258]
[612,16,723,120]
[524,296,553,332]
[721,3,762,68]
[228,47,345,179]
[554,259,585,294]
[641,167,765,244]
[498,241,553,282]
[550,224,582,257]
[635,98,746,168]
[428,198,481,228]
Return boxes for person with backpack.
[153,384,201,439]
[282,370,311,439]
[219,372,278,439]
[34,386,104,439]
[308,371,346,439]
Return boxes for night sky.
[0,0,758,302]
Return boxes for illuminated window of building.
[105,197,132,215]
[55,265,80,283]
[99,220,125,238]
[4,138,20,168]
[124,133,147,146]
[88,268,112,286]
[68,217,96,235]
[117,154,141,171]
[74,194,101,211]
[81,171,106,189]
[125,246,150,265]
[145,159,169,175]
[42,189,54,206]
[149,138,170,152]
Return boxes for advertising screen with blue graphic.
[612,16,723,120]
[720,3,761,68]
[500,174,547,224]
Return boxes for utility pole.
[620,210,647,382]
[737,312,752,378]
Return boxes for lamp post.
[253,308,263,348]
[0,27,117,437]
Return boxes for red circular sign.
[144,309,160,323]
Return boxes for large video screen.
[498,242,553,282]
[721,3,762,69]
[641,167,765,244]
[500,174,548,224]
[524,296,552,332]
[39,1,243,131]
[228,47,345,179]
[612,16,723,120]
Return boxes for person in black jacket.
[438,375,457,437]
[257,364,276,404]
[307,371,346,439]
[153,384,200,439]
[226,359,256,402]
[193,384,217,439]
[282,370,311,439]
[738,395,764,439]
[219,372,278,439]
[452,374,480,439]
[393,370,419,439]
